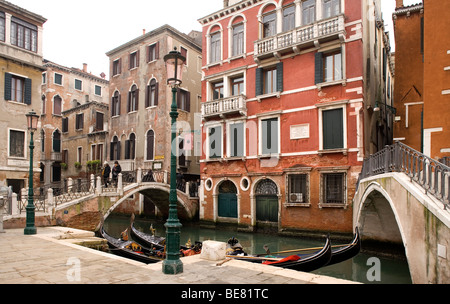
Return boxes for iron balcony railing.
[359,142,450,210]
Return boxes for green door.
[218,193,238,218]
[256,195,278,222]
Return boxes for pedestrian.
[102,161,111,187]
[112,160,122,187]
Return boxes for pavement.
[0,227,358,286]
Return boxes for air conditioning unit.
[290,193,303,203]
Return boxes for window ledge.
[319,202,348,209]
[204,61,223,70]
[224,156,246,162]
[256,91,281,102]
[318,148,348,156]
[284,202,311,208]
[258,153,280,159]
[205,157,224,163]
[226,54,246,62]
[316,79,346,90]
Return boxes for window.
[53,130,61,153]
[208,125,222,159]
[323,0,340,19]
[147,42,159,62]
[95,112,104,131]
[54,73,63,85]
[42,72,46,84]
[315,50,343,84]
[53,95,62,115]
[125,133,136,160]
[128,85,139,113]
[146,79,159,107]
[113,59,121,76]
[62,117,69,133]
[74,79,82,91]
[180,47,188,62]
[10,17,37,52]
[77,147,82,163]
[0,12,4,41]
[210,31,221,63]
[97,144,104,163]
[261,117,279,155]
[146,130,155,161]
[111,91,120,116]
[283,5,296,32]
[41,95,46,114]
[4,73,31,104]
[177,89,190,112]
[231,76,244,96]
[229,122,244,157]
[62,149,68,164]
[129,51,139,69]
[302,0,316,25]
[256,63,283,96]
[75,113,84,130]
[110,136,120,161]
[322,108,344,150]
[232,23,244,56]
[212,81,224,100]
[263,11,277,38]
[322,173,345,204]
[288,174,308,203]
[95,85,102,96]
[9,130,25,158]
[41,130,45,153]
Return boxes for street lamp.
[24,110,39,235]
[162,47,186,275]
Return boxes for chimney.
[223,0,229,8]
[143,29,146,35]
[396,0,404,8]
[83,63,87,73]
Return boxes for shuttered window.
[111,91,120,116]
[255,62,283,96]
[261,117,279,155]
[146,130,155,160]
[145,79,158,107]
[322,108,344,149]
[4,73,32,104]
[177,88,191,112]
[112,59,122,76]
[62,117,69,133]
[315,51,343,84]
[53,130,61,153]
[53,95,62,115]
[127,85,139,112]
[0,12,5,42]
[96,112,104,131]
[147,42,159,62]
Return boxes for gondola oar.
[257,242,355,256]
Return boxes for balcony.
[201,94,247,121]
[254,15,346,62]
[50,152,62,162]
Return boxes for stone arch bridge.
[353,142,450,284]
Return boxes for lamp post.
[24,110,39,235]
[162,47,186,275]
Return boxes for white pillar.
[96,176,102,194]
[118,173,123,196]
[0,197,5,233]
[11,193,18,215]
[68,178,73,193]
[137,168,142,183]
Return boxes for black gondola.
[130,222,165,248]
[328,227,361,266]
[100,226,164,264]
[228,236,332,272]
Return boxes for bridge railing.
[359,142,450,209]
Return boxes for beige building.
[0,0,46,195]
[40,60,109,184]
[105,24,202,179]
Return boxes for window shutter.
[136,50,140,67]
[4,72,12,100]
[255,68,263,96]
[186,91,191,112]
[110,142,115,160]
[124,140,130,160]
[315,52,323,84]
[117,141,121,160]
[155,42,160,60]
[276,62,283,92]
[118,94,121,115]
[135,88,139,111]
[118,58,122,74]
[154,82,159,106]
[145,85,149,108]
[323,108,343,149]
[127,91,131,112]
[176,88,181,109]
[24,78,32,105]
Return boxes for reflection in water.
[103,214,412,284]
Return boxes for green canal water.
[103,214,412,284]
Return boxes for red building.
[198,0,385,234]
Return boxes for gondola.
[130,222,165,248]
[227,236,332,272]
[328,227,361,266]
[100,226,165,264]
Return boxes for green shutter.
[255,68,263,96]
[323,108,343,149]
[315,52,323,84]
[4,72,12,100]
[276,62,283,92]
[24,78,32,104]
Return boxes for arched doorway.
[255,179,278,222]
[218,180,238,218]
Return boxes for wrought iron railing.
[359,142,450,209]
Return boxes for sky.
[9,0,422,79]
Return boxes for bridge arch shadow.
[103,183,196,221]
[355,182,409,257]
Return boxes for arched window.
[255,179,278,195]
[146,130,155,160]
[53,95,62,115]
[125,133,136,160]
[262,5,277,38]
[52,129,61,152]
[127,84,139,112]
[146,79,158,107]
[110,136,120,160]
[111,91,120,116]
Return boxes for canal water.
[103,214,412,284]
